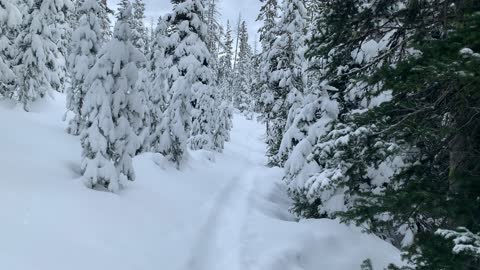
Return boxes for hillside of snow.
[0,93,402,270]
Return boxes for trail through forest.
[0,95,402,270]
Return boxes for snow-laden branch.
[436,227,480,256]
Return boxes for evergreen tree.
[66,0,103,135]
[260,0,307,166]
[158,0,211,166]
[131,0,147,55]
[340,3,480,268]
[147,15,171,152]
[282,0,480,269]
[212,100,232,152]
[272,0,307,165]
[256,0,277,51]
[205,0,221,62]
[256,0,278,161]
[133,65,150,153]
[233,21,254,113]
[184,1,217,152]
[129,0,149,152]
[13,0,71,110]
[0,0,21,98]
[99,0,113,44]
[218,21,234,102]
[45,0,73,95]
[285,0,412,233]
[81,2,144,192]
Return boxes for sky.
[108,0,262,48]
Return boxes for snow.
[0,94,402,270]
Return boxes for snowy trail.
[184,173,250,270]
[182,117,266,270]
[0,98,402,270]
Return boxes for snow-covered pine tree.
[284,0,409,226]
[146,18,156,56]
[13,0,71,110]
[250,37,262,113]
[262,0,307,166]
[156,0,214,166]
[67,0,81,29]
[205,0,222,62]
[116,0,130,15]
[183,1,217,152]
[278,1,336,177]
[147,15,171,153]
[132,65,150,154]
[256,0,278,51]
[0,0,21,98]
[337,3,480,269]
[66,0,103,135]
[208,20,234,152]
[129,0,149,153]
[99,0,113,44]
[131,0,147,55]
[233,21,254,114]
[217,21,234,102]
[283,0,434,254]
[211,99,233,152]
[273,0,308,165]
[81,2,144,192]
[255,0,279,160]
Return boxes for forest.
[0,0,479,269]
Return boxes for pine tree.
[66,0,103,135]
[262,0,307,166]
[212,20,235,151]
[233,21,254,114]
[129,0,149,152]
[339,3,480,268]
[250,38,262,113]
[212,100,232,152]
[218,21,234,102]
[282,1,480,269]
[131,0,147,55]
[147,15,171,152]
[182,1,217,152]
[158,0,213,166]
[256,0,278,161]
[81,2,144,192]
[205,0,221,62]
[132,65,150,153]
[13,0,71,110]
[116,0,130,15]
[99,0,112,44]
[256,0,277,51]
[56,0,74,89]
[284,0,411,230]
[273,0,308,165]
[0,0,21,98]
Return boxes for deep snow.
[0,93,402,270]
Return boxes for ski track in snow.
[184,119,264,270]
[184,173,247,270]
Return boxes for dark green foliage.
[340,4,480,269]
[291,0,480,269]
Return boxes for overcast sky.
[108,0,262,47]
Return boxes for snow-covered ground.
[0,93,402,270]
